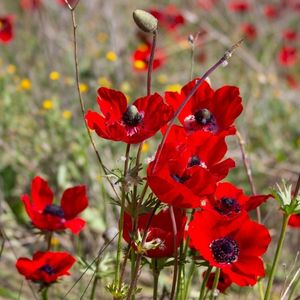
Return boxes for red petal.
[30,176,54,210]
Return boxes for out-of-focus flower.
[149,5,185,31]
[85,87,173,144]
[285,74,299,89]
[106,51,117,62]
[204,270,232,293]
[20,78,32,90]
[188,211,271,286]
[240,23,257,40]
[20,0,41,10]
[278,46,298,67]
[49,71,60,81]
[197,0,219,10]
[0,16,13,44]
[282,29,298,41]
[79,83,88,93]
[288,214,300,227]
[123,207,187,258]
[21,176,88,234]
[165,84,181,93]
[62,110,72,119]
[263,5,280,20]
[7,64,16,74]
[132,43,166,72]
[157,74,168,84]
[228,0,250,13]
[56,0,77,7]
[98,76,112,88]
[141,142,149,153]
[16,251,75,284]
[43,99,54,110]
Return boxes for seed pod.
[133,9,158,33]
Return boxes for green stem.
[209,268,220,300]
[176,244,184,299]
[45,232,52,251]
[41,288,48,300]
[114,144,131,290]
[152,259,160,300]
[89,256,100,300]
[183,260,196,300]
[264,214,290,300]
[199,266,213,300]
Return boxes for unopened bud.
[133,9,158,33]
[188,34,194,44]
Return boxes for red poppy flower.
[278,46,298,67]
[228,0,250,13]
[123,207,187,258]
[20,0,42,10]
[282,30,298,42]
[85,87,173,144]
[165,79,243,136]
[285,74,299,89]
[149,5,185,31]
[288,214,300,227]
[0,16,13,44]
[204,270,232,293]
[241,23,257,40]
[132,43,166,72]
[208,182,271,217]
[188,211,271,286]
[16,251,75,284]
[197,0,219,10]
[263,5,280,20]
[21,176,88,234]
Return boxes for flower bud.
[133,9,158,33]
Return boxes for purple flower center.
[188,155,201,167]
[122,105,143,127]
[214,197,241,216]
[39,264,55,275]
[210,237,239,264]
[43,204,65,218]
[194,108,213,125]
[171,173,190,184]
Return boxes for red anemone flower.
[208,182,271,217]
[282,30,298,42]
[56,0,77,6]
[165,79,243,136]
[16,251,75,284]
[123,207,187,258]
[228,0,250,13]
[132,43,166,72]
[285,74,299,89]
[263,5,280,20]
[241,23,257,40]
[85,87,173,144]
[288,214,300,227]
[20,0,42,10]
[204,270,232,293]
[197,0,219,11]
[188,211,271,286]
[149,5,185,31]
[278,46,298,67]
[21,176,88,234]
[0,16,13,44]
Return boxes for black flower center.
[43,204,65,218]
[188,155,201,167]
[194,108,213,125]
[122,105,143,127]
[214,197,241,216]
[39,264,55,275]
[210,237,239,264]
[171,173,190,184]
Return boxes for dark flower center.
[194,108,213,125]
[214,197,241,216]
[39,264,55,275]
[171,173,190,184]
[210,237,239,264]
[43,204,65,218]
[188,155,201,167]
[122,105,143,127]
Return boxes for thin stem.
[209,268,220,300]
[183,260,196,300]
[199,266,213,300]
[65,0,120,202]
[264,214,290,300]
[115,144,131,289]
[176,244,184,299]
[147,30,157,96]
[89,257,100,300]
[152,259,160,300]
[41,288,48,300]
[45,232,52,251]
[152,40,243,174]
[287,270,300,300]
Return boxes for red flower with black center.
[16,251,75,284]
[241,23,257,40]
[288,214,300,227]
[149,5,185,31]
[123,207,187,258]
[20,0,42,10]
[228,0,250,13]
[0,16,13,44]
[132,43,166,72]
[188,211,271,286]
[208,182,271,217]
[278,46,298,67]
[85,87,173,144]
[204,270,232,293]
[165,79,243,136]
[263,5,280,20]
[21,176,88,234]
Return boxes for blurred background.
[0,0,299,299]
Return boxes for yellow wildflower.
[141,143,149,153]
[62,110,72,120]
[157,74,168,84]
[106,51,117,62]
[20,79,32,90]
[43,99,54,110]
[7,64,16,74]
[97,32,108,43]
[98,76,112,88]
[165,84,181,93]
[50,237,60,247]
[133,60,146,70]
[120,81,131,94]
[79,83,88,93]
[49,71,60,81]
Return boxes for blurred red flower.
[16,251,75,284]
[228,0,250,12]
[197,0,219,10]
[85,87,173,144]
[285,74,299,89]
[288,214,300,227]
[278,46,298,66]
[165,79,243,136]
[149,5,185,31]
[263,5,280,20]
[132,43,166,72]
[21,176,88,234]
[20,0,42,10]
[123,207,187,258]
[188,211,271,286]
[204,270,232,293]
[0,16,13,44]
[241,23,257,40]
[56,0,77,7]
[282,29,298,41]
